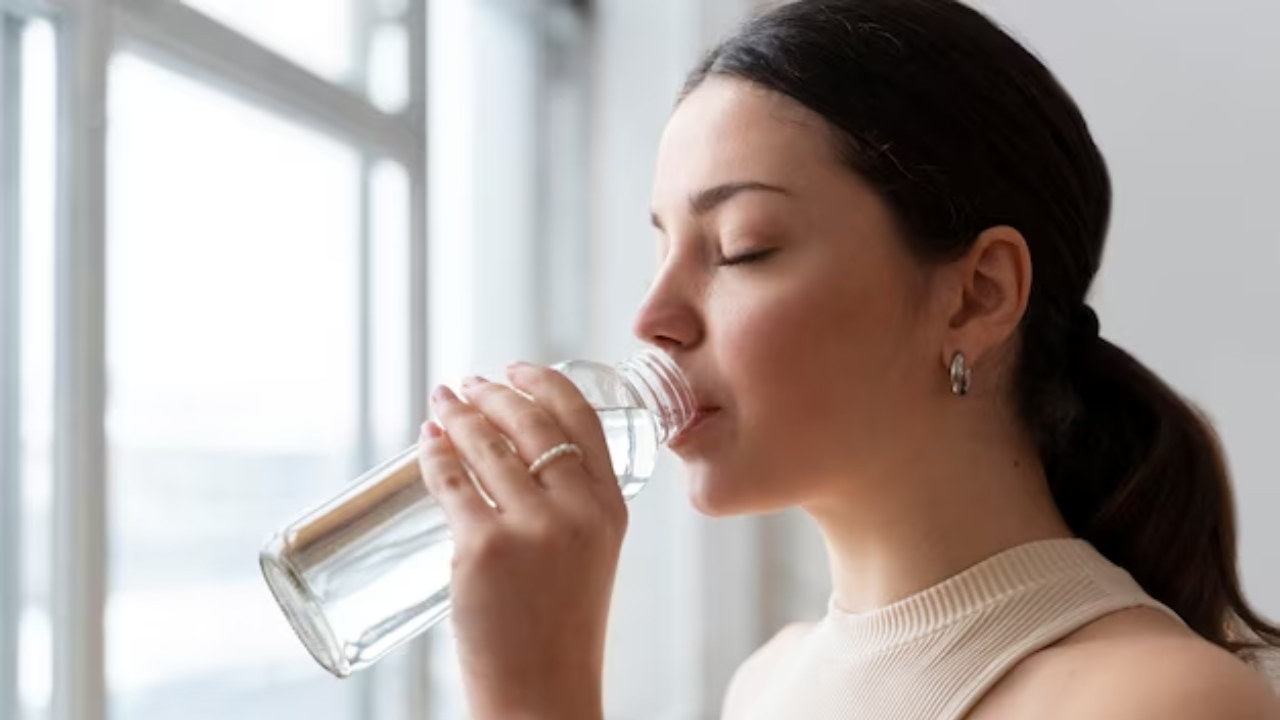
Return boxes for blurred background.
[0,0,1276,719]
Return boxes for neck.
[805,404,1073,614]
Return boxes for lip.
[669,407,721,449]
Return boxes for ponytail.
[1036,328,1280,657]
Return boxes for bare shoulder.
[721,622,814,720]
[973,608,1280,720]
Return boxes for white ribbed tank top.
[741,539,1182,720]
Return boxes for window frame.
[1,9,27,720]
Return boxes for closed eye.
[718,248,777,267]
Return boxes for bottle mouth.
[619,348,697,444]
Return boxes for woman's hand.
[418,362,626,720]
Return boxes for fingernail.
[432,385,458,404]
[421,421,444,440]
[461,375,488,388]
[506,360,531,374]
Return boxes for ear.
[938,225,1032,371]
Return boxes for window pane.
[369,159,411,460]
[17,18,56,720]
[367,23,409,113]
[106,54,361,720]
[182,0,355,84]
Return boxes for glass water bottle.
[259,348,695,678]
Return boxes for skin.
[420,77,1280,720]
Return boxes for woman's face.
[636,78,952,516]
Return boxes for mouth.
[669,407,721,448]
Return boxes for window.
[0,0,429,718]
[0,0,591,718]
[105,54,363,720]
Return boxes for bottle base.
[259,534,350,679]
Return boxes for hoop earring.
[949,352,972,397]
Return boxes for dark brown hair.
[684,0,1278,657]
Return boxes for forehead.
[654,77,842,203]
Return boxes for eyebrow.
[650,181,790,230]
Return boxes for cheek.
[713,266,921,473]
[721,272,890,393]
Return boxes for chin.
[681,465,768,518]
[687,487,734,517]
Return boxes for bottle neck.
[616,349,696,444]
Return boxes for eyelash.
[718,248,776,267]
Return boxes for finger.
[459,376,586,490]
[431,384,539,511]
[504,363,615,486]
[417,421,493,529]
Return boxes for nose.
[632,259,702,353]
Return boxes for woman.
[418,1,1280,718]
